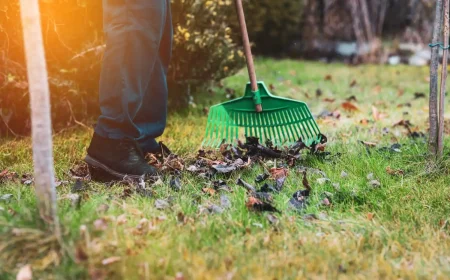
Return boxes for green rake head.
[202,82,322,148]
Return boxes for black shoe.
[144,142,173,156]
[85,133,158,182]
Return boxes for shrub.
[0,0,244,135]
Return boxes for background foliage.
[0,0,435,136]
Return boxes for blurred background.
[0,0,436,136]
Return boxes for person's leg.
[95,0,168,140]
[135,0,173,153]
[86,0,169,180]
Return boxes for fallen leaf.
[372,106,382,121]
[414,92,426,99]
[16,264,32,280]
[346,95,357,102]
[246,197,280,213]
[275,177,286,191]
[323,98,336,103]
[155,199,170,210]
[302,213,318,220]
[266,214,279,225]
[236,178,256,193]
[372,85,382,93]
[270,167,289,180]
[93,218,108,231]
[0,194,13,202]
[102,256,121,265]
[170,176,182,191]
[316,178,330,185]
[117,214,127,225]
[175,272,185,280]
[254,192,273,203]
[349,80,357,87]
[321,198,331,206]
[324,74,332,81]
[269,84,275,91]
[212,164,236,174]
[386,166,404,176]
[75,245,88,263]
[316,89,323,97]
[220,195,231,209]
[255,173,269,183]
[302,171,311,191]
[71,180,84,193]
[202,188,216,196]
[341,102,359,112]
[360,141,377,148]
[67,193,81,208]
[369,180,381,188]
[367,213,374,221]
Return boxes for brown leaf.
[349,79,357,87]
[117,214,127,225]
[397,88,404,96]
[16,265,32,280]
[360,119,369,125]
[323,98,335,103]
[324,74,332,81]
[175,272,185,280]
[372,106,382,121]
[246,196,262,208]
[360,141,377,148]
[302,171,311,191]
[269,84,275,91]
[246,196,280,213]
[316,89,323,97]
[367,213,374,221]
[75,245,88,263]
[315,143,326,152]
[102,256,121,266]
[341,102,359,112]
[386,166,404,176]
[414,92,426,99]
[270,167,289,180]
[202,188,216,196]
[321,198,331,206]
[346,95,357,102]
[93,218,108,231]
[372,85,381,93]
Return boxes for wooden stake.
[430,0,443,156]
[19,0,60,234]
[438,0,449,158]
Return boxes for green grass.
[1,59,450,279]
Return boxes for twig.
[66,100,91,130]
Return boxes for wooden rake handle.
[235,0,262,112]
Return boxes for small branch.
[66,100,91,130]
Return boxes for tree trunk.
[19,0,59,232]
[429,0,443,156]
[438,0,449,158]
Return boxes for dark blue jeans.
[95,0,172,153]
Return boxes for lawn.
[1,59,450,279]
